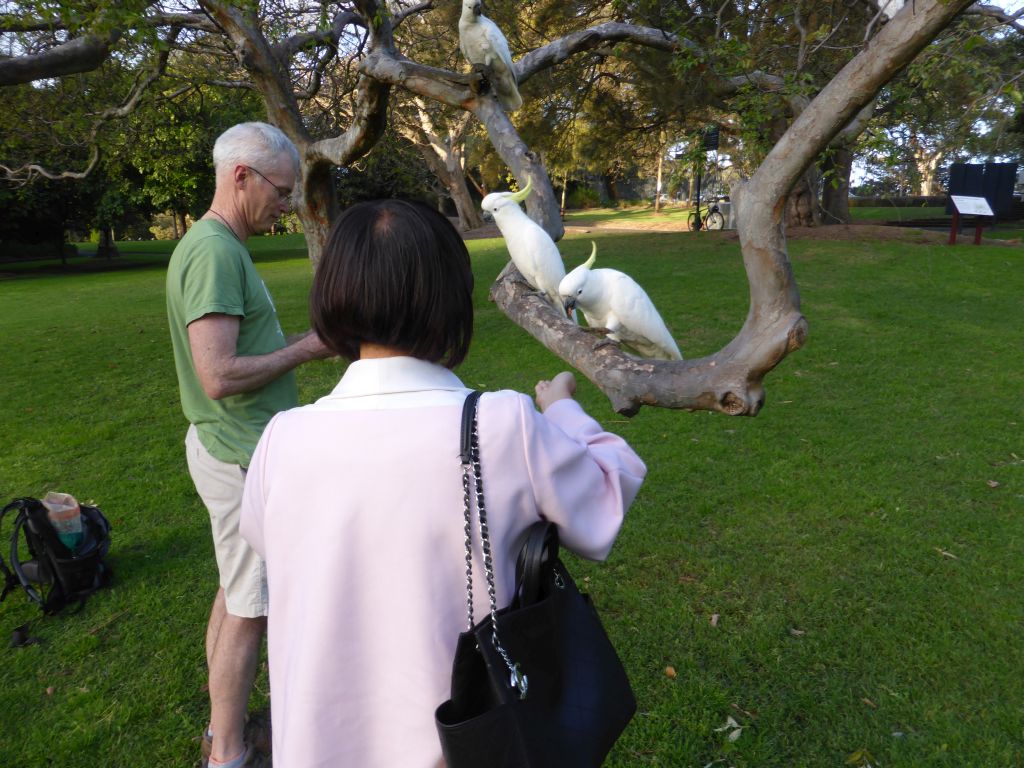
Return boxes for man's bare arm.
[189,314,332,400]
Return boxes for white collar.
[324,356,467,400]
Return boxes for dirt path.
[458,218,1020,246]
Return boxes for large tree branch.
[0,5,216,87]
[0,29,121,86]
[515,22,687,84]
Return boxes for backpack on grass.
[0,498,113,615]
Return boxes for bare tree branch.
[515,22,688,84]
[967,4,1024,33]
[393,1,434,28]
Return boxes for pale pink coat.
[240,356,646,768]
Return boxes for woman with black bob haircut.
[310,198,473,368]
[240,199,647,767]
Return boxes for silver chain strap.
[462,395,528,699]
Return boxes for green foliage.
[334,128,435,206]
[1,226,1022,765]
[565,185,602,209]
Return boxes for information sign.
[949,195,994,216]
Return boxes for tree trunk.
[786,171,820,227]
[448,170,482,231]
[97,226,118,259]
[176,210,188,238]
[820,146,853,224]
[472,98,563,240]
[298,159,338,270]
[396,106,483,232]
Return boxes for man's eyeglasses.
[245,165,293,202]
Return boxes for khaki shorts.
[185,424,268,618]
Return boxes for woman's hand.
[535,371,577,412]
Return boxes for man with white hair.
[166,122,331,768]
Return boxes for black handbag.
[435,391,636,768]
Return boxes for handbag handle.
[460,392,528,699]
[514,522,559,608]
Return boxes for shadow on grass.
[0,244,313,281]
[0,255,173,281]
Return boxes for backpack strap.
[0,500,37,604]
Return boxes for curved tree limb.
[968,4,1024,33]
[493,0,976,417]
[515,22,686,84]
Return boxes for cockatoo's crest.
[508,176,532,204]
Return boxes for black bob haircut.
[310,199,474,369]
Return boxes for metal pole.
[694,165,703,231]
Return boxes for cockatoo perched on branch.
[481,177,568,313]
[559,243,683,360]
[458,0,523,112]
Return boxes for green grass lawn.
[1,228,1022,767]
[848,205,948,222]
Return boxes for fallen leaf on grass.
[861,697,877,709]
[987,480,1001,488]
[789,627,805,637]
[45,686,55,696]
[845,747,877,767]
[710,613,720,627]
[664,666,677,679]
[935,547,958,559]
[714,715,744,742]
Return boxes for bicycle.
[686,199,726,231]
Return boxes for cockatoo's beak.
[482,210,494,222]
[508,176,533,204]
[472,1,482,16]
[562,297,576,316]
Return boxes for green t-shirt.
[166,219,298,467]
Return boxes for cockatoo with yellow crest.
[459,0,523,112]
[481,177,567,313]
[559,243,683,360]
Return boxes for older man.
[166,122,330,768]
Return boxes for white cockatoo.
[481,177,567,312]
[559,243,683,360]
[458,0,523,112]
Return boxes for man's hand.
[291,330,334,360]
[535,371,577,412]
